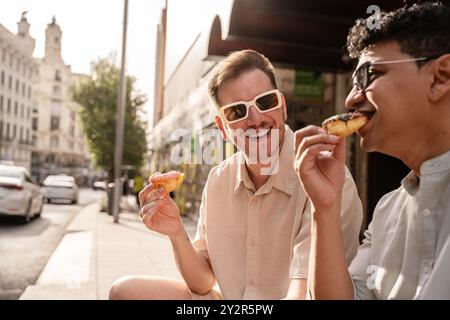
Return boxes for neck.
[400,126,450,175]
[245,162,271,190]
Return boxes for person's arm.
[284,279,307,299]
[139,180,215,295]
[294,126,354,299]
[169,228,216,295]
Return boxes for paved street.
[0,188,104,300]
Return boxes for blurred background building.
[0,14,96,186]
[0,12,35,169]
[31,17,93,186]
[150,0,413,231]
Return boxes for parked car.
[92,180,107,191]
[41,175,79,204]
[0,164,44,223]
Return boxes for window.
[32,135,36,146]
[8,75,12,90]
[53,85,61,95]
[26,128,30,142]
[0,121,3,138]
[50,116,60,131]
[13,124,16,139]
[32,118,38,130]
[22,83,25,97]
[27,107,30,119]
[7,98,11,113]
[15,79,19,93]
[27,87,31,99]
[1,71,4,86]
[55,70,61,81]
[50,136,59,148]
[20,104,24,118]
[20,126,23,142]
[0,95,3,111]
[1,48,5,63]
[6,123,10,139]
[14,101,18,116]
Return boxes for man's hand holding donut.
[138,171,184,239]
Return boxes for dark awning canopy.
[206,0,445,72]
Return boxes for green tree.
[71,57,147,182]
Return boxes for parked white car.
[0,165,44,223]
[41,175,79,204]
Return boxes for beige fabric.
[192,126,363,299]
[349,149,450,300]
[189,285,223,300]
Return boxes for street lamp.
[112,0,129,224]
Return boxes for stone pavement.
[19,196,197,300]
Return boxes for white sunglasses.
[218,89,283,124]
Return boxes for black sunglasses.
[352,55,441,93]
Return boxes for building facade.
[0,13,35,169]
[31,17,93,185]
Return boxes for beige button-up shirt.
[349,149,450,300]
[193,126,363,299]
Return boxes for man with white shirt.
[294,2,450,299]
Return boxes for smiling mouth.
[246,127,272,140]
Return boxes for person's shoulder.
[207,151,242,185]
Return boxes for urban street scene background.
[0,0,447,301]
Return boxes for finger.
[333,137,347,162]
[138,183,157,207]
[140,198,177,222]
[294,125,325,151]
[139,197,166,218]
[295,134,340,162]
[141,209,157,229]
[142,188,166,206]
[295,143,337,172]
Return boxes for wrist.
[169,228,188,244]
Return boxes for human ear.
[429,54,450,103]
[215,115,229,141]
[281,93,287,121]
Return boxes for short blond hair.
[208,50,277,107]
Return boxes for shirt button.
[249,240,255,247]
[423,209,431,217]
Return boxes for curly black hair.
[347,2,450,59]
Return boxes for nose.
[345,85,366,111]
[245,105,265,127]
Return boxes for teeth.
[247,129,270,139]
[247,128,271,139]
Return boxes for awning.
[205,0,440,71]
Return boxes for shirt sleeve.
[348,225,377,300]
[340,167,364,265]
[289,167,363,281]
[191,183,210,262]
[289,198,311,279]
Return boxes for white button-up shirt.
[349,149,450,299]
[193,126,363,299]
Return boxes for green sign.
[294,70,324,101]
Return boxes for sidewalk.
[19,195,197,300]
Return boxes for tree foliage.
[71,57,147,181]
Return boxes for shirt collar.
[234,125,298,196]
[401,148,450,194]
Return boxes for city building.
[150,0,411,231]
[0,12,35,169]
[31,17,93,185]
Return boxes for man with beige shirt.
[109,50,363,300]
